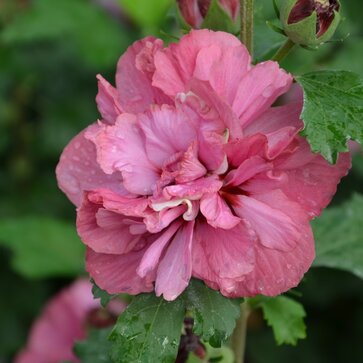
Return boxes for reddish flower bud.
[177,0,239,29]
[280,0,341,46]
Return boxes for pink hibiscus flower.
[56,30,350,301]
[15,279,124,363]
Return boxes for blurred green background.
[0,0,362,362]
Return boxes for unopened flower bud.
[280,0,341,46]
[177,0,239,30]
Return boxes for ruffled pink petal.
[162,175,223,200]
[87,115,159,195]
[153,29,242,97]
[232,191,306,252]
[273,137,351,217]
[230,195,315,296]
[189,79,243,138]
[200,193,240,229]
[137,220,183,278]
[194,45,250,104]
[139,105,197,168]
[196,191,315,297]
[175,142,207,183]
[96,74,123,125]
[15,279,99,363]
[192,221,254,285]
[56,126,125,207]
[87,189,148,217]
[144,205,186,233]
[225,156,271,186]
[232,61,293,127]
[225,134,267,167]
[77,193,147,254]
[244,102,303,158]
[115,37,171,113]
[155,221,194,300]
[245,103,303,136]
[86,247,154,295]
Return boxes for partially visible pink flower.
[57,30,350,301]
[15,279,125,363]
[177,0,240,28]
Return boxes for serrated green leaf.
[296,70,363,163]
[74,328,113,363]
[110,293,185,363]
[201,0,238,33]
[91,280,116,308]
[183,279,241,348]
[0,217,84,278]
[313,194,363,278]
[249,296,306,345]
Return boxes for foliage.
[91,280,117,308]
[74,328,113,363]
[201,0,239,34]
[117,0,173,31]
[110,293,185,363]
[1,0,132,68]
[109,280,241,362]
[313,194,363,278]
[183,279,241,348]
[249,296,306,346]
[297,71,363,163]
[0,217,84,278]
[1,0,363,362]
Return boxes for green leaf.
[201,0,238,33]
[1,0,132,67]
[313,194,363,278]
[249,296,306,345]
[74,328,113,363]
[91,280,116,308]
[117,0,173,28]
[254,4,285,62]
[183,279,241,348]
[110,293,185,363]
[0,217,84,278]
[296,70,363,163]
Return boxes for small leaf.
[74,328,113,363]
[91,280,116,308]
[110,293,185,363]
[296,70,363,163]
[313,193,363,279]
[183,279,241,348]
[266,20,286,36]
[201,0,238,33]
[273,0,280,18]
[0,217,84,278]
[249,296,306,345]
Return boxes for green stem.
[272,39,296,63]
[231,302,250,363]
[240,0,254,55]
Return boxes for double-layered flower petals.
[57,30,350,301]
